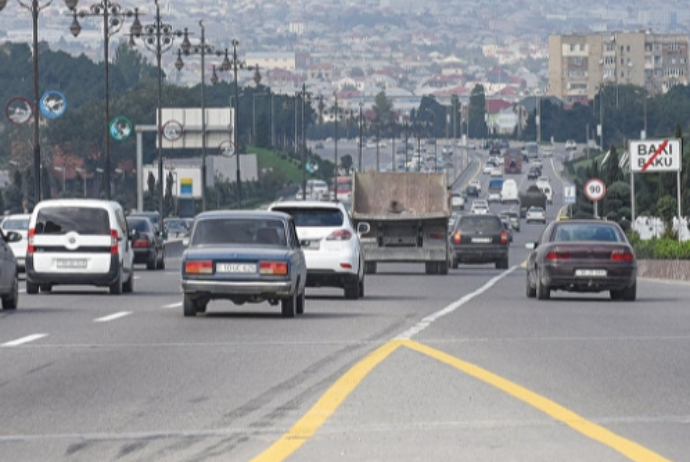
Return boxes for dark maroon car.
[525,220,637,301]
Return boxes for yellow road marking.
[402,339,673,462]
[248,340,402,462]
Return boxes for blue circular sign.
[39,90,67,119]
[109,116,133,141]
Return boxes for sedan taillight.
[546,251,571,260]
[185,261,213,274]
[133,237,150,248]
[260,261,288,275]
[326,230,352,241]
[610,249,634,261]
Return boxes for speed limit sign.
[584,178,606,201]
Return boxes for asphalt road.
[1,147,689,462]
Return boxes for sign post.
[584,178,606,218]
[629,139,683,240]
[564,183,576,218]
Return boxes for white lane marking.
[395,266,517,340]
[550,157,566,185]
[2,334,48,347]
[94,311,132,323]
[19,289,26,294]
[162,302,182,309]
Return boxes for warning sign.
[629,139,682,173]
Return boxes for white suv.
[269,200,365,299]
[26,199,136,294]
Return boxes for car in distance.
[527,166,541,180]
[268,201,365,299]
[180,211,307,317]
[526,206,547,224]
[542,147,554,158]
[490,167,503,178]
[501,219,513,242]
[0,213,30,272]
[465,184,480,197]
[470,199,490,215]
[126,216,165,270]
[482,163,493,175]
[468,179,482,194]
[525,220,637,301]
[499,210,520,232]
[26,199,136,294]
[164,217,189,237]
[129,211,161,233]
[0,229,22,309]
[565,139,577,150]
[449,214,510,269]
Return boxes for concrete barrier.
[637,260,690,283]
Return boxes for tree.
[603,144,621,187]
[340,154,353,173]
[468,84,487,139]
[372,91,393,125]
[164,171,174,218]
[656,195,677,238]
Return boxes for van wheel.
[2,275,19,310]
[109,269,123,295]
[123,270,134,293]
[26,281,39,295]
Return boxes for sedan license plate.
[471,237,491,243]
[216,263,257,273]
[575,269,607,277]
[56,259,87,269]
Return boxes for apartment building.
[548,32,689,105]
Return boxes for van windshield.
[35,207,111,235]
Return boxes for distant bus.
[336,176,352,200]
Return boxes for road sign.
[584,178,606,201]
[564,183,576,204]
[39,90,67,119]
[629,139,682,172]
[5,97,33,125]
[219,140,235,157]
[162,120,183,141]
[109,116,132,141]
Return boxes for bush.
[627,232,690,259]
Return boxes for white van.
[501,179,519,204]
[306,179,330,201]
[538,184,554,203]
[26,199,136,294]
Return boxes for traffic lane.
[412,268,690,461]
[291,345,634,462]
[0,264,514,461]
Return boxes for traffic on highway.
[0,142,687,462]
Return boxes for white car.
[471,200,490,215]
[268,201,366,299]
[487,191,502,203]
[26,199,136,294]
[536,176,550,188]
[468,179,482,194]
[483,164,493,174]
[0,213,30,272]
[490,167,503,178]
[532,159,543,168]
[525,206,547,224]
[542,147,554,158]
[565,140,577,150]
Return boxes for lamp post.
[357,101,364,171]
[174,22,226,212]
[54,166,65,192]
[65,0,138,200]
[128,0,183,224]
[330,93,344,201]
[0,0,54,205]
[295,83,311,201]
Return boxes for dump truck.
[503,148,522,174]
[351,171,450,275]
[518,185,548,218]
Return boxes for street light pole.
[129,0,182,224]
[75,167,87,197]
[0,0,55,205]
[66,0,138,200]
[54,166,65,192]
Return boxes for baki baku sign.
[629,139,682,173]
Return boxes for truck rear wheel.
[425,262,437,274]
[437,261,448,275]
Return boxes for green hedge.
[627,233,690,259]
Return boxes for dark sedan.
[449,214,510,269]
[180,211,307,317]
[126,217,165,270]
[525,220,637,301]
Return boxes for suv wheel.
[26,281,39,295]
[123,270,134,293]
[109,269,123,295]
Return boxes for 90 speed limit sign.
[584,178,606,201]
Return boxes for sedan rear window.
[458,216,501,232]
[553,224,623,242]
[272,207,343,227]
[192,219,287,246]
[2,219,29,230]
[126,218,152,233]
[35,207,110,235]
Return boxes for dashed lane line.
[1,334,48,347]
[162,302,183,309]
[93,312,132,323]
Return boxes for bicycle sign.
[584,178,606,202]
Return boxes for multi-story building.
[548,32,689,105]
